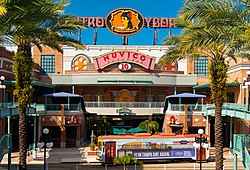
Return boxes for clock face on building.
[71,54,91,71]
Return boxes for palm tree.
[113,154,143,170]
[0,0,7,15]
[0,0,85,169]
[139,120,159,135]
[159,1,250,169]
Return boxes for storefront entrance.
[66,126,77,148]
[209,116,233,147]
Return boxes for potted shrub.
[89,143,96,151]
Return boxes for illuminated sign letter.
[133,53,138,59]
[153,18,160,28]
[96,17,105,27]
[145,18,152,28]
[103,55,110,62]
[169,18,176,28]
[161,18,169,28]
[87,17,95,27]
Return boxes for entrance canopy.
[163,93,206,113]
[43,92,83,97]
[43,92,86,112]
[165,93,206,99]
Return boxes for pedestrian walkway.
[0,147,245,170]
[0,145,101,165]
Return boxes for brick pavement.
[0,147,245,170]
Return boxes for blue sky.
[65,0,184,45]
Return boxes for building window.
[194,57,208,76]
[0,59,3,68]
[227,92,235,103]
[40,55,55,75]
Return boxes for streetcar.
[96,133,210,164]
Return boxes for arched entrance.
[114,89,135,102]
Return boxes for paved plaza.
[0,147,246,170]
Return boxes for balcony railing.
[0,102,249,119]
[168,104,203,111]
[45,104,82,111]
[84,102,165,108]
[205,103,248,111]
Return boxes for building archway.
[114,89,135,102]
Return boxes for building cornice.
[50,73,197,86]
[62,45,170,52]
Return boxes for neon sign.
[93,51,156,70]
[77,16,176,28]
[106,8,144,36]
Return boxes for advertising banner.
[132,150,172,159]
[118,149,195,159]
[172,149,195,158]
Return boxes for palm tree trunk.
[14,43,33,170]
[18,105,27,170]
[214,103,224,170]
[209,56,228,170]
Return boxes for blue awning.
[43,92,83,97]
[165,93,206,99]
[43,92,86,112]
[163,93,206,113]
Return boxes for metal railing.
[0,134,11,162]
[0,102,250,119]
[205,103,248,111]
[233,134,250,170]
[84,102,204,111]
[84,102,165,108]
[45,104,82,111]
[169,104,203,111]
[203,103,250,120]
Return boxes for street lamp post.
[243,71,250,108]
[0,75,11,170]
[0,75,6,106]
[193,129,209,170]
[37,128,53,170]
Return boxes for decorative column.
[230,116,233,150]
[174,85,176,95]
[72,85,75,94]
[98,86,100,107]
[60,130,66,148]
[60,104,66,148]
[7,115,11,170]
[205,114,209,135]
[182,104,188,134]
[76,125,81,147]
